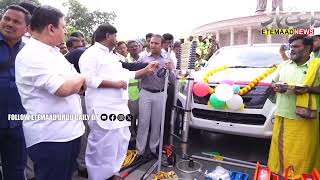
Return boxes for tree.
[64,0,116,38]
[90,9,116,29]
[65,25,80,40]
[0,0,40,15]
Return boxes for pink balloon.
[221,80,234,86]
[193,82,210,97]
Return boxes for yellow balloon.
[252,80,258,84]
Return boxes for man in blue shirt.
[65,46,86,73]
[0,5,30,180]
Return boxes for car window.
[206,46,282,68]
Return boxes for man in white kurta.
[15,6,85,180]
[79,24,157,180]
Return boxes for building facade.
[193,12,320,47]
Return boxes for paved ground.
[0,129,270,180]
[72,129,271,180]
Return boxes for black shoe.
[78,168,88,178]
[146,152,158,159]
[134,154,145,163]
[106,175,122,180]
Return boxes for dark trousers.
[28,137,81,180]
[164,83,175,145]
[0,126,27,180]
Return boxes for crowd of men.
[0,2,319,180]
[0,2,185,180]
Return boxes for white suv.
[176,44,282,138]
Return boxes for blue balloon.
[233,85,240,93]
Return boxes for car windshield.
[206,46,282,68]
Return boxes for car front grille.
[192,108,266,125]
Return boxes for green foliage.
[65,25,79,40]
[64,0,116,38]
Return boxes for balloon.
[233,85,240,93]
[252,79,258,84]
[215,84,234,101]
[209,94,226,109]
[249,83,255,88]
[193,82,210,97]
[221,80,234,85]
[226,94,244,110]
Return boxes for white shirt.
[21,32,31,44]
[15,38,85,147]
[161,49,177,69]
[139,49,149,58]
[116,52,128,62]
[79,42,135,130]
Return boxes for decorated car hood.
[194,67,277,84]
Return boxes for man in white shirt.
[79,24,157,180]
[139,33,153,57]
[19,1,37,46]
[18,2,38,180]
[116,41,129,62]
[15,6,85,180]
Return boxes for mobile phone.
[281,44,290,51]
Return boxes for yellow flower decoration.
[203,65,278,96]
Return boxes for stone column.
[267,25,272,43]
[247,26,252,45]
[230,27,234,46]
[215,31,220,42]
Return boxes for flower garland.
[203,65,278,95]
